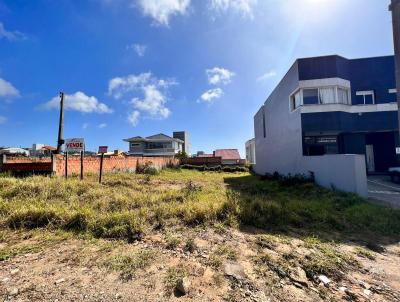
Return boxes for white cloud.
[209,0,257,18]
[42,91,113,114]
[137,0,191,26]
[127,110,140,126]
[206,67,235,85]
[0,116,7,124]
[132,85,171,118]
[109,72,176,125]
[127,43,147,57]
[0,78,20,98]
[82,123,89,129]
[257,70,277,82]
[108,72,152,99]
[199,88,224,103]
[98,123,107,129]
[0,22,26,41]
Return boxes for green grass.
[0,170,399,243]
[107,249,155,280]
[0,244,41,261]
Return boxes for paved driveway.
[368,175,400,208]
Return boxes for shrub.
[90,212,143,242]
[136,161,158,175]
[111,250,155,280]
[7,207,62,229]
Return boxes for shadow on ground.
[223,174,400,248]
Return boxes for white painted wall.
[300,154,368,197]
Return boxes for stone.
[10,269,20,275]
[115,293,122,299]
[1,277,10,283]
[363,289,372,296]
[223,262,247,281]
[290,267,308,286]
[176,277,191,295]
[318,275,331,285]
[55,278,65,284]
[339,286,347,292]
[8,288,19,296]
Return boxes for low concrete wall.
[300,154,368,197]
[254,154,368,197]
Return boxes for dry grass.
[0,169,399,245]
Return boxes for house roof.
[123,133,184,143]
[214,149,241,160]
[42,146,56,151]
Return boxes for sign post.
[80,150,84,180]
[98,146,108,184]
[65,138,85,180]
[65,151,68,179]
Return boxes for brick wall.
[1,154,179,176]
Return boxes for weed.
[214,244,238,260]
[0,244,41,261]
[110,249,155,280]
[207,254,222,270]
[355,246,376,260]
[164,266,187,294]
[165,233,182,250]
[184,237,196,253]
[255,234,278,249]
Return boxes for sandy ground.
[1,228,400,302]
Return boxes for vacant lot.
[1,170,400,301]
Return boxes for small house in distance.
[124,132,188,157]
[214,149,244,165]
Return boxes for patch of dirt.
[1,228,400,302]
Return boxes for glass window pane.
[303,89,319,105]
[364,94,374,104]
[319,87,336,104]
[294,91,301,108]
[337,88,349,104]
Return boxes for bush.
[180,164,247,173]
[7,207,62,229]
[136,161,159,175]
[89,212,143,242]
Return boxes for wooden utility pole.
[390,0,400,154]
[56,92,65,154]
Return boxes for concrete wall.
[254,61,304,175]
[300,154,368,197]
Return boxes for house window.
[356,90,375,105]
[389,88,397,94]
[290,86,351,111]
[318,87,336,104]
[290,90,302,111]
[303,89,319,105]
[337,87,350,104]
[131,143,141,148]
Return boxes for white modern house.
[124,133,186,157]
[253,54,400,197]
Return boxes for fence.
[0,154,179,176]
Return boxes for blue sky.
[0,0,395,155]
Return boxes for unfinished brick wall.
[1,155,179,176]
[55,155,178,176]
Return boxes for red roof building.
[214,149,244,165]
